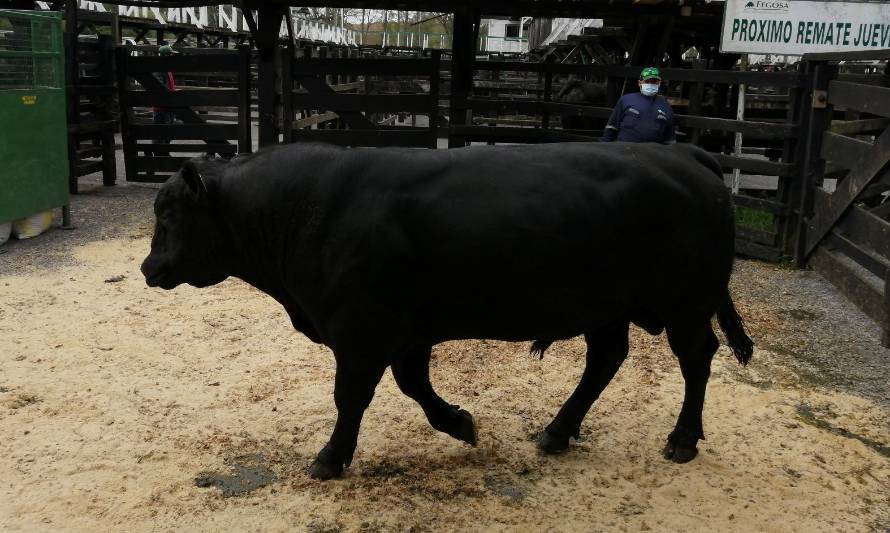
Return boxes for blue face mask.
[641,83,659,96]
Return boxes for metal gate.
[796,50,890,346]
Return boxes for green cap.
[158,45,176,56]
[640,66,661,80]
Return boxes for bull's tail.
[716,290,754,366]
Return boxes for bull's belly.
[319,234,730,352]
[417,287,630,344]
[424,310,619,344]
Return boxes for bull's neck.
[215,174,308,301]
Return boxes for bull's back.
[317,142,734,343]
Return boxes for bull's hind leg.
[663,320,719,463]
[391,347,477,446]
[538,320,630,454]
[309,361,386,480]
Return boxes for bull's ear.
[180,160,208,201]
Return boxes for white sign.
[721,0,890,55]
[35,2,360,44]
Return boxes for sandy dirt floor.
[1,177,889,532]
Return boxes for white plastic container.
[12,211,53,240]
[0,222,10,246]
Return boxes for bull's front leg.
[309,361,385,480]
[391,346,477,446]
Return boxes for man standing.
[601,66,676,144]
[152,44,178,157]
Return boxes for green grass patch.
[736,206,774,231]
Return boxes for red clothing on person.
[152,72,176,112]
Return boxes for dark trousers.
[151,110,175,157]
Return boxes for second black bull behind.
[140,141,754,480]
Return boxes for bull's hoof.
[308,458,343,480]
[449,409,477,446]
[537,429,570,455]
[308,444,346,480]
[662,441,698,464]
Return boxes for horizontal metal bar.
[821,131,873,170]
[472,61,807,87]
[290,129,435,148]
[132,142,236,154]
[293,57,436,76]
[674,115,796,139]
[733,194,790,215]
[712,153,794,177]
[123,54,240,74]
[829,81,890,119]
[129,123,239,140]
[803,49,890,61]
[123,89,240,107]
[290,93,431,113]
[130,156,190,172]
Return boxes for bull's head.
[141,160,230,290]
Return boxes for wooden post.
[282,41,294,144]
[542,54,554,130]
[777,68,805,256]
[64,0,79,193]
[653,15,675,67]
[411,48,421,127]
[99,35,116,186]
[688,59,705,145]
[731,54,748,195]
[318,46,329,129]
[624,15,650,95]
[348,47,358,85]
[237,44,252,153]
[338,47,347,129]
[115,46,136,182]
[794,60,836,266]
[428,49,441,148]
[882,268,890,347]
[471,10,481,59]
[256,5,285,147]
[302,44,315,127]
[110,8,120,45]
[362,46,374,125]
[333,46,342,89]
[448,7,474,148]
[606,72,621,107]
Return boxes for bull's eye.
[157,212,175,228]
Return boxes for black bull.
[141,142,753,480]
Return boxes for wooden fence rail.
[115,45,251,183]
[284,48,441,149]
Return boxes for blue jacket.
[601,92,676,143]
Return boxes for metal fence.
[0,9,63,90]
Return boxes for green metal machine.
[0,9,69,227]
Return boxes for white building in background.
[480,17,532,53]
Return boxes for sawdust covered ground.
[1,179,888,532]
